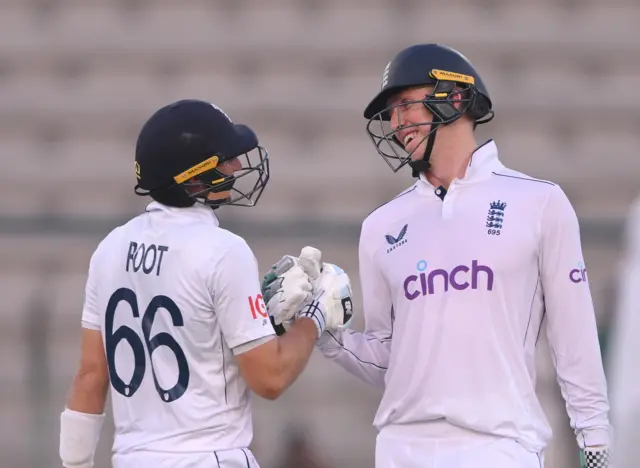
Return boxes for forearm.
[547,306,610,447]
[66,370,109,414]
[318,328,389,387]
[272,318,318,392]
[60,370,108,468]
[548,318,610,447]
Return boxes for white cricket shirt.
[81,201,275,455]
[318,140,610,453]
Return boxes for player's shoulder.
[152,204,252,255]
[361,183,420,233]
[490,166,568,202]
[490,166,578,225]
[175,216,255,267]
[209,226,253,257]
[90,208,250,261]
[88,221,131,266]
[490,166,557,190]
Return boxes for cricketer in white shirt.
[80,202,274,467]
[608,195,640,468]
[59,99,340,468]
[317,140,611,466]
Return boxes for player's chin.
[407,141,427,161]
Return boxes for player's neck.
[424,130,478,190]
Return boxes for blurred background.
[1,0,638,467]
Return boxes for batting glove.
[580,446,610,468]
[261,247,316,332]
[296,262,354,338]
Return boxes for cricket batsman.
[263,44,612,467]
[58,99,353,468]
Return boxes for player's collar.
[145,201,220,226]
[417,139,503,193]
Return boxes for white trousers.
[376,426,544,468]
[112,448,260,468]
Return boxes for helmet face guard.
[179,146,270,208]
[135,145,270,209]
[366,81,478,174]
[363,51,495,177]
[133,100,271,210]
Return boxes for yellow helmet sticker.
[174,155,219,184]
[430,69,475,85]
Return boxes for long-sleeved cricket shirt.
[318,140,611,453]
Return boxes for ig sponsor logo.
[248,294,268,323]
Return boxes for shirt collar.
[144,201,220,226]
[417,139,503,192]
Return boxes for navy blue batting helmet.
[364,44,494,176]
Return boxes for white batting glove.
[261,247,317,327]
[296,262,354,338]
[294,247,354,331]
[297,246,322,282]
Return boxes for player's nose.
[389,106,404,131]
[220,157,242,174]
[229,157,242,171]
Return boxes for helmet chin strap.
[408,123,439,178]
[406,81,462,178]
[201,170,236,210]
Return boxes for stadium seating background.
[1,1,637,466]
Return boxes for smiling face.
[387,86,435,161]
[365,80,478,176]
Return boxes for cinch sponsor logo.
[569,262,588,284]
[403,260,495,300]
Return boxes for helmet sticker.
[381,61,391,89]
[429,69,475,85]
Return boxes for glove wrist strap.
[297,300,325,338]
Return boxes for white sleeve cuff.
[232,334,276,355]
[316,328,345,358]
[81,320,100,331]
[577,426,612,449]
